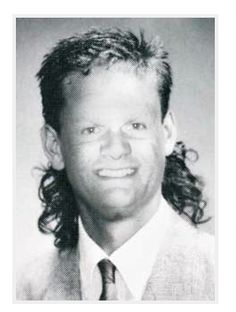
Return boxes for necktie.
[98,258,118,300]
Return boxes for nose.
[100,131,131,160]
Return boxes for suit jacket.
[16,207,215,301]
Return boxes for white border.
[1,0,236,311]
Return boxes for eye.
[131,122,147,130]
[122,122,147,137]
[81,126,99,135]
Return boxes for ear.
[41,124,65,170]
[162,111,177,156]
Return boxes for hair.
[36,28,209,250]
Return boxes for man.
[16,28,214,301]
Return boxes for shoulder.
[171,209,214,261]
[16,249,57,300]
[16,248,77,300]
[159,199,214,261]
[148,207,215,300]
[163,207,215,271]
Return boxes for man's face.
[50,64,175,221]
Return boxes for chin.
[98,189,136,220]
[100,207,133,222]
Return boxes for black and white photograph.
[15,17,215,302]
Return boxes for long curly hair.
[36,28,210,250]
[38,141,209,250]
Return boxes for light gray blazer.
[16,207,215,301]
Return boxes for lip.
[95,167,137,178]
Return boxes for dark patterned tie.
[98,258,118,300]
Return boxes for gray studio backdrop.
[16,18,215,269]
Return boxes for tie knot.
[98,258,116,284]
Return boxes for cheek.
[61,140,99,180]
[133,131,165,162]
[151,138,166,170]
[134,138,166,181]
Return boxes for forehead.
[63,62,157,94]
[61,63,160,117]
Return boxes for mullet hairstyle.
[36,28,209,250]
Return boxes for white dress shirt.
[79,197,173,300]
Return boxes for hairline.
[55,61,165,134]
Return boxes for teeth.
[97,168,135,178]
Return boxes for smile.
[96,168,136,178]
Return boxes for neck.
[79,192,161,255]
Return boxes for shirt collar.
[79,196,172,299]
[79,217,107,283]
